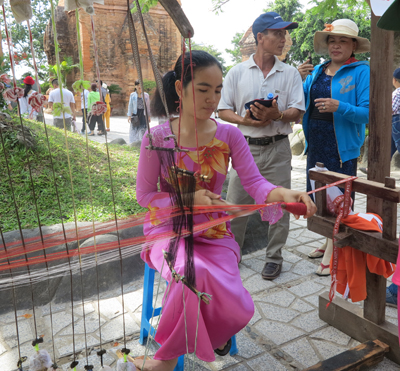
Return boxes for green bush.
[143,79,156,93]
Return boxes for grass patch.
[0,115,146,232]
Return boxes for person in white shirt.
[80,88,89,133]
[48,78,76,131]
[218,12,305,280]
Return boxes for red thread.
[188,34,201,172]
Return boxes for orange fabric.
[332,213,396,302]
[103,93,111,129]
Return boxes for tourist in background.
[298,19,370,275]
[87,82,105,136]
[80,88,89,134]
[18,76,38,120]
[103,84,111,132]
[127,80,150,144]
[48,78,76,131]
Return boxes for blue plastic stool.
[140,263,238,371]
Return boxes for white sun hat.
[313,19,370,55]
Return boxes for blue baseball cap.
[394,68,400,80]
[252,12,298,38]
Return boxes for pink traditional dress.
[136,120,283,362]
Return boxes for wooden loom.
[305,10,400,369]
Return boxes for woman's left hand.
[314,98,339,113]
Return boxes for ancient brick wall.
[44,1,182,115]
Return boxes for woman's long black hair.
[24,84,32,98]
[151,50,222,117]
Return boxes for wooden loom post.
[364,13,394,326]
[305,11,400,365]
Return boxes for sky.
[181,0,311,64]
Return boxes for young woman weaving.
[135,50,316,371]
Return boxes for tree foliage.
[212,0,368,16]
[225,32,244,66]
[51,56,79,87]
[190,41,228,76]
[1,0,51,74]
[130,0,158,13]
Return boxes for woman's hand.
[128,116,131,123]
[194,189,221,206]
[298,59,314,80]
[314,98,339,113]
[267,188,317,219]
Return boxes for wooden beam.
[382,177,397,241]
[334,231,353,248]
[364,268,387,324]
[307,216,398,263]
[158,0,195,38]
[308,170,400,203]
[367,14,394,186]
[319,292,399,364]
[315,181,328,217]
[303,339,389,371]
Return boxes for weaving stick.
[163,251,211,305]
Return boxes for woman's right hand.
[194,189,221,205]
[298,59,314,80]
[128,117,131,123]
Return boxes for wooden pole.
[365,13,394,325]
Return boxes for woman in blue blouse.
[298,19,370,275]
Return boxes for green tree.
[1,0,51,71]
[212,0,366,14]
[130,0,158,13]
[264,0,303,21]
[190,41,227,76]
[52,56,79,87]
[108,84,122,96]
[142,79,156,93]
[225,32,244,66]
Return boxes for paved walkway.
[0,118,399,370]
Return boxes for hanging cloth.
[334,212,396,302]
[64,0,104,15]
[10,0,32,23]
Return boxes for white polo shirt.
[218,54,305,138]
[48,88,75,119]
[81,89,89,109]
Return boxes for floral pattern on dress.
[200,214,232,239]
[185,138,230,178]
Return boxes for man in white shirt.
[80,88,89,133]
[218,12,305,280]
[48,79,76,131]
